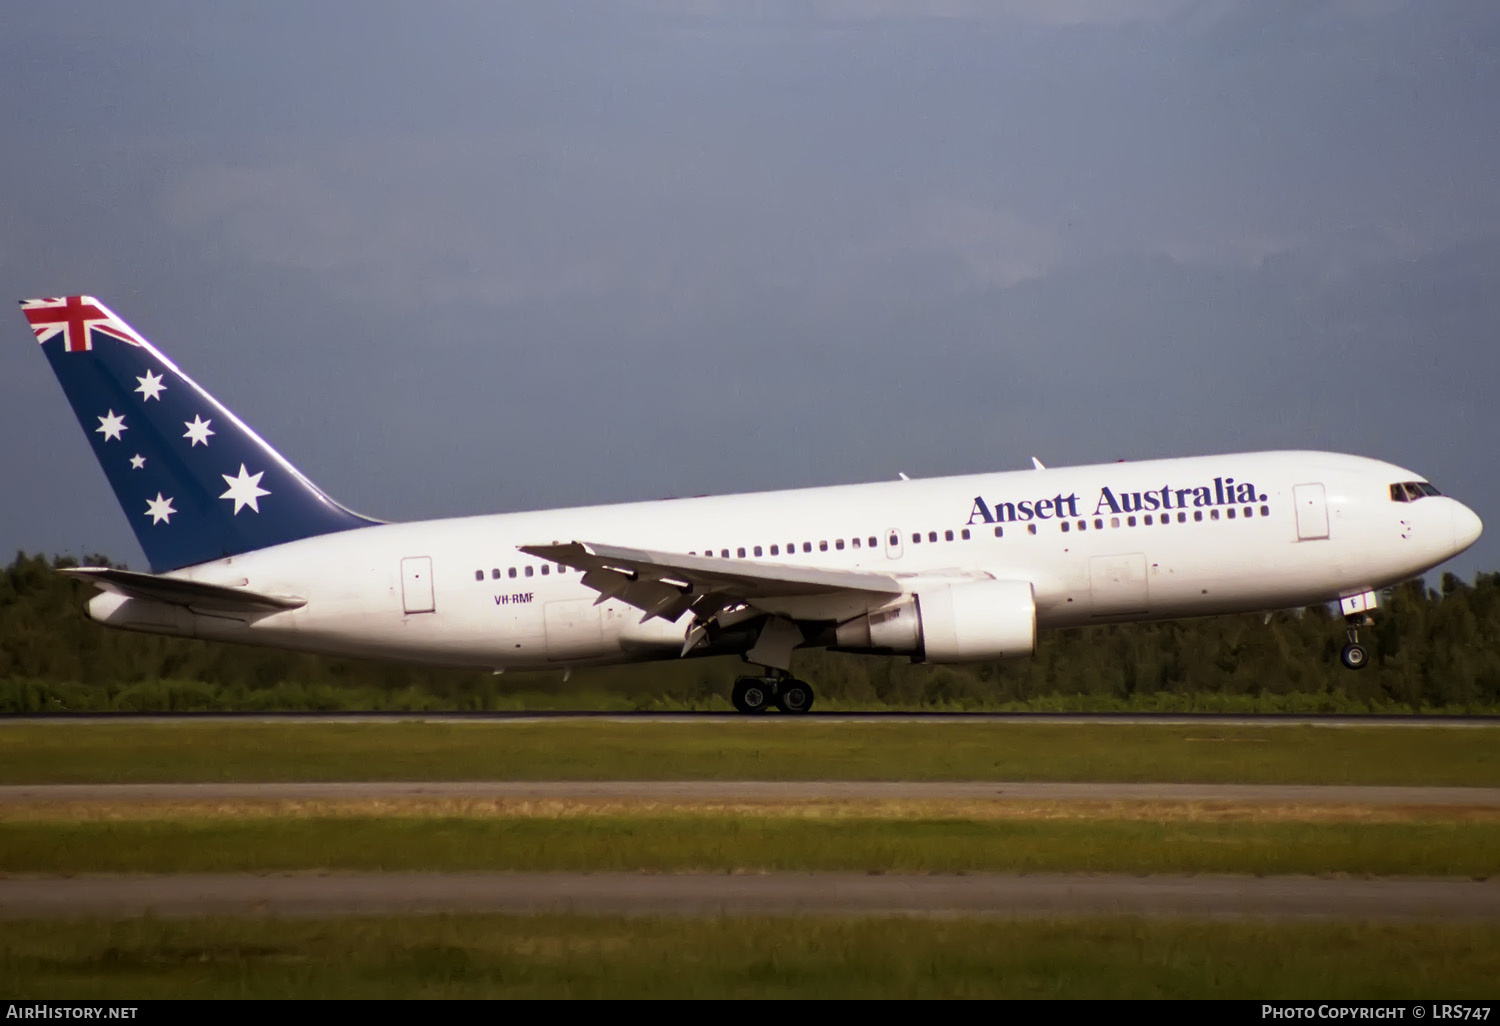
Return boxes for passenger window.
[1144,515,1153,525]
[721,549,730,558]
[524,566,534,577]
[819,540,828,551]
[1244,506,1253,517]
[960,529,970,540]
[1260,505,1269,516]
[1210,509,1219,520]
[475,570,484,581]
[770,544,779,556]
[889,533,899,547]
[1078,521,1087,531]
[1193,511,1203,522]
[1110,517,1120,528]
[1094,519,1103,530]
[994,525,1004,537]
[1178,512,1187,523]
[1027,523,1037,535]
[835,539,845,550]
[912,533,921,544]
[941,530,951,542]
[754,545,763,557]
[1127,516,1136,527]
[737,547,746,558]
[508,568,517,579]
[928,531,938,543]
[1061,522,1070,533]
[1226,508,1235,519]
[869,536,879,548]
[851,537,861,549]
[541,565,550,575]
[803,542,812,553]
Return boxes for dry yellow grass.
[4,796,1498,824]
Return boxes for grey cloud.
[2,0,1497,584]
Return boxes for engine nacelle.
[833,579,1036,663]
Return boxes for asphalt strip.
[3,781,1499,805]
[2,873,1497,920]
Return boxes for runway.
[4,780,1500,806]
[4,711,1497,726]
[3,872,1496,920]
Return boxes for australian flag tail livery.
[21,296,379,572]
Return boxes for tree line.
[2,551,1498,712]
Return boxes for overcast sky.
[3,1,1497,584]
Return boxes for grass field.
[6,719,1496,998]
[5,915,1498,999]
[3,721,1499,784]
[3,803,1497,875]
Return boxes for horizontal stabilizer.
[58,566,306,613]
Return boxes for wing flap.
[522,541,904,599]
[520,540,903,627]
[58,567,306,613]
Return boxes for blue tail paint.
[21,296,380,572]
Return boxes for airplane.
[18,295,1484,714]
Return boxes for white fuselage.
[89,450,1482,672]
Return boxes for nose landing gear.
[1340,617,1371,671]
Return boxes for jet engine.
[833,579,1036,663]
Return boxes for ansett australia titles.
[967,477,1268,524]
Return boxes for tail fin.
[21,296,379,572]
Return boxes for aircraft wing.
[58,567,307,613]
[518,540,903,627]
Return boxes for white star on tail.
[183,415,214,446]
[219,463,270,514]
[135,370,166,402]
[144,493,176,525]
[95,410,127,441]
[129,454,146,470]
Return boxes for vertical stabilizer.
[21,296,379,571]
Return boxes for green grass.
[3,915,1497,998]
[2,721,1499,785]
[4,815,1497,876]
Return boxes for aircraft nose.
[1452,502,1483,554]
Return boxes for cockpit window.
[1391,481,1442,502]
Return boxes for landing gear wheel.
[774,679,815,714]
[1340,643,1369,670]
[731,677,774,714]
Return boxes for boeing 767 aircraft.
[18,296,1484,713]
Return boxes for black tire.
[731,677,773,714]
[1340,643,1369,670]
[774,679,815,714]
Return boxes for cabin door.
[400,556,435,614]
[885,528,904,560]
[1293,483,1330,540]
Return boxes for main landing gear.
[731,674,815,714]
[1340,617,1371,671]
